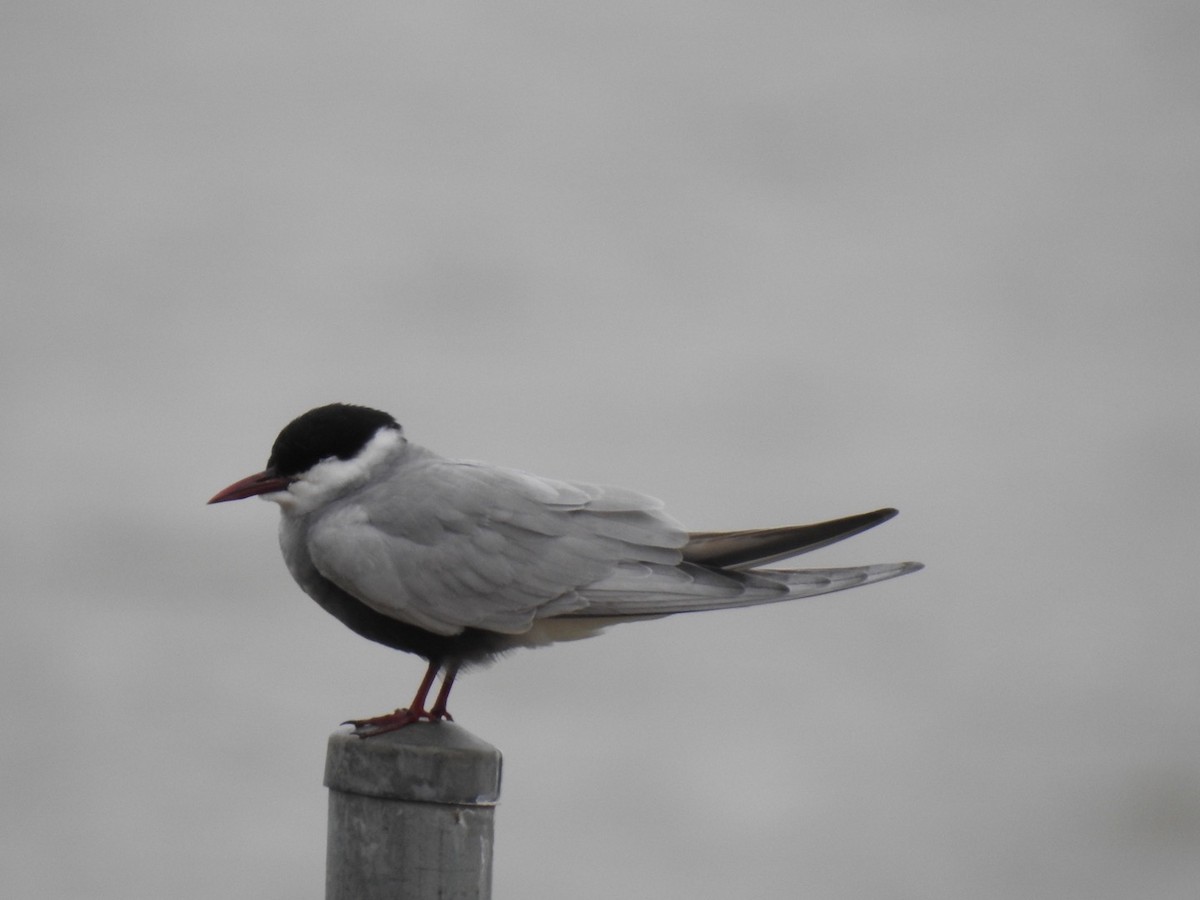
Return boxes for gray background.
[4,3,1198,898]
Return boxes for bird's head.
[208,403,404,512]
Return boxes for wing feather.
[306,453,687,635]
[682,508,899,568]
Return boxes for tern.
[210,403,922,736]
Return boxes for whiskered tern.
[210,403,922,736]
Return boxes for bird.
[209,403,922,736]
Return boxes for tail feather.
[561,506,922,619]
[572,560,922,617]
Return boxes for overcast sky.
[4,3,1199,898]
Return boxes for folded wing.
[306,456,688,636]
[307,451,921,635]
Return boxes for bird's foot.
[342,706,451,738]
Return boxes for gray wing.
[306,455,688,636]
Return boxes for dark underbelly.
[310,577,510,663]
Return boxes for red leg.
[428,660,459,722]
[343,659,443,737]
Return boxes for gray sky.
[4,3,1199,898]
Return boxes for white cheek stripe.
[271,427,404,515]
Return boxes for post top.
[324,722,502,805]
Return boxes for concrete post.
[324,723,502,900]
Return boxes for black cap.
[267,404,400,477]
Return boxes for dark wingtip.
[683,507,908,568]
